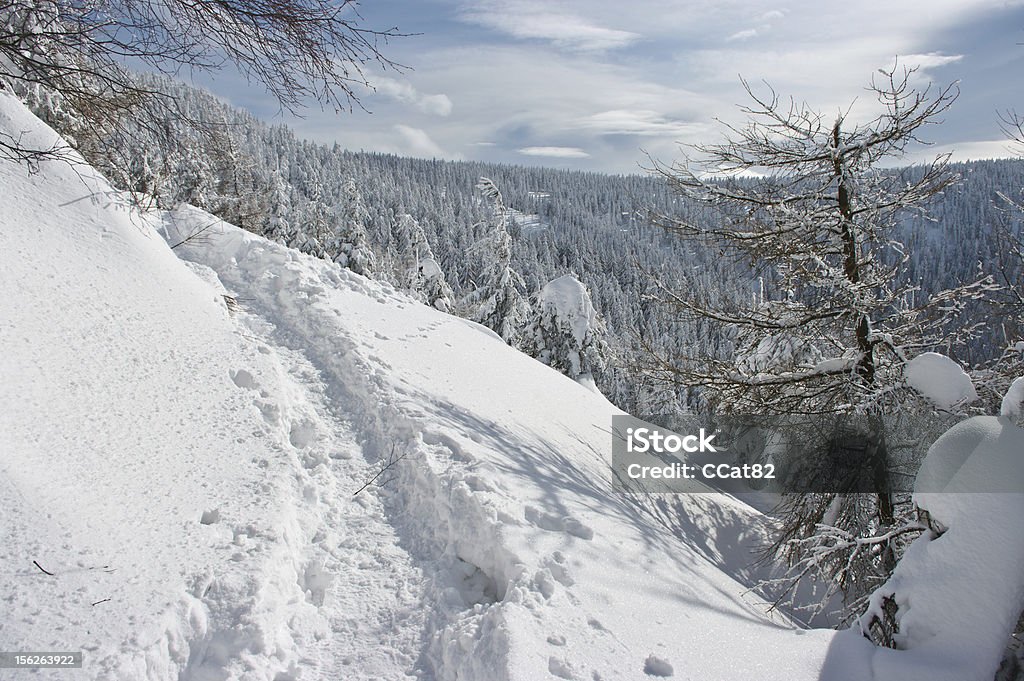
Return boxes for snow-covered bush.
[850,379,1024,681]
[523,274,610,383]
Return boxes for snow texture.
[904,352,978,411]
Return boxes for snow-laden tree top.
[537,274,599,347]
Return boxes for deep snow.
[822,415,1024,681]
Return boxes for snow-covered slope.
[0,93,834,680]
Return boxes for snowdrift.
[0,92,836,680]
[823,415,1024,681]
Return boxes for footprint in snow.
[643,655,674,677]
[544,553,574,587]
[300,559,333,607]
[288,419,317,449]
[524,506,594,541]
[229,368,257,390]
[548,656,577,680]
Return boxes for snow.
[0,91,424,679]
[904,352,978,411]
[536,274,597,347]
[0,92,843,679]
[825,414,1024,681]
[162,206,835,680]
[1001,376,1024,419]
[813,357,855,373]
[420,256,444,279]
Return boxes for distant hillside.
[23,74,1024,414]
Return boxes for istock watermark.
[624,426,718,454]
[610,412,997,494]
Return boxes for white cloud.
[900,52,964,70]
[394,125,446,158]
[373,76,453,116]
[907,139,1017,163]
[578,109,699,137]
[459,0,640,51]
[519,146,590,158]
[726,28,758,42]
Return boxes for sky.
[208,0,1024,174]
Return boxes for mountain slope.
[0,92,834,680]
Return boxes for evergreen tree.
[463,177,531,345]
[396,213,454,312]
[332,177,376,277]
[523,274,610,384]
[265,170,297,248]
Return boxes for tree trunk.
[833,119,894,532]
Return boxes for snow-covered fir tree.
[265,170,297,248]
[523,274,610,385]
[331,177,376,277]
[463,177,532,345]
[396,213,454,312]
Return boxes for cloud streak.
[577,110,698,137]
[458,0,640,51]
[373,76,453,116]
[519,146,590,158]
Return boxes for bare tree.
[0,0,405,160]
[644,63,996,623]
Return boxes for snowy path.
[220,290,431,679]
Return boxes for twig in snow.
[32,560,54,576]
[168,218,221,250]
[353,443,411,497]
[91,598,111,606]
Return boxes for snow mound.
[1001,376,1024,419]
[536,274,598,347]
[828,415,1024,681]
[904,352,977,411]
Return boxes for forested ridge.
[22,74,1024,414]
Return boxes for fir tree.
[463,177,531,345]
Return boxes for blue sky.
[210,0,1024,174]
